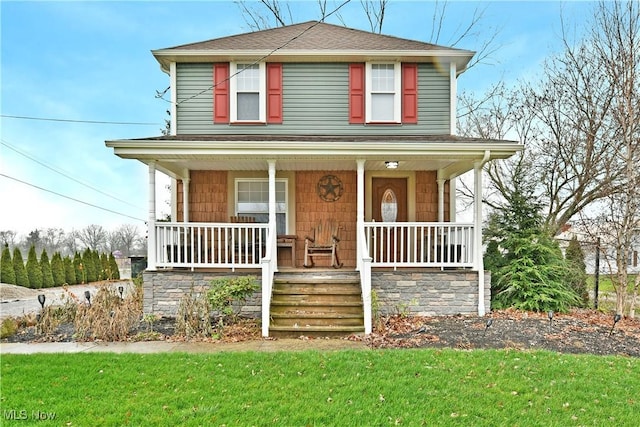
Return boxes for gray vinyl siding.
[175,62,451,135]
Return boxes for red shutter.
[349,64,365,124]
[213,63,229,123]
[267,63,283,124]
[402,63,418,124]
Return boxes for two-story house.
[106,21,521,337]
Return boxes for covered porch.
[106,135,521,337]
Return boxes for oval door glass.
[381,189,398,222]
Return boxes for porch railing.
[155,222,270,271]
[363,222,475,269]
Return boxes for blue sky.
[0,0,590,236]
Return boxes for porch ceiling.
[105,134,522,179]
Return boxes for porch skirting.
[371,270,491,316]
[142,271,262,318]
[142,269,490,319]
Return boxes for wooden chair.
[303,219,343,268]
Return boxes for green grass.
[1,350,638,426]
[588,274,638,293]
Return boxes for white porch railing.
[155,222,270,271]
[363,222,475,269]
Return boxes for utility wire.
[0,173,146,223]
[1,139,144,210]
[0,114,160,126]
[174,0,352,106]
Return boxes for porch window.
[235,179,287,234]
[367,63,401,123]
[230,63,265,122]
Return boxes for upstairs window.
[231,63,265,122]
[214,62,282,124]
[350,62,417,124]
[368,63,400,122]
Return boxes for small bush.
[1,318,18,338]
[175,286,212,339]
[74,284,141,341]
[207,276,259,325]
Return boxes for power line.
[174,1,352,106]
[0,173,146,223]
[1,139,144,210]
[0,114,160,126]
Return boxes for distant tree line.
[0,224,146,259]
[1,244,120,288]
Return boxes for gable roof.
[152,21,474,72]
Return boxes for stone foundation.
[371,270,491,316]
[142,270,262,318]
[143,269,490,319]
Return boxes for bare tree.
[578,0,640,316]
[111,224,141,258]
[41,228,66,256]
[76,224,107,251]
[360,0,387,33]
[0,230,17,250]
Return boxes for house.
[106,21,521,337]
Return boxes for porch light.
[385,161,399,169]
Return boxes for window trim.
[234,178,288,234]
[230,62,266,123]
[365,62,401,123]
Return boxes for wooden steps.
[269,272,364,338]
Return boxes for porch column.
[474,151,490,316]
[268,160,277,257]
[437,177,446,222]
[182,169,190,223]
[356,159,366,267]
[147,161,157,270]
[449,178,457,222]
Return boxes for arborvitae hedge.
[40,249,54,288]
[26,246,43,289]
[92,250,102,281]
[51,252,66,286]
[100,253,109,280]
[1,245,16,285]
[109,253,120,280]
[73,252,84,284]
[83,249,96,283]
[64,256,77,285]
[12,248,28,287]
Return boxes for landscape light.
[547,311,553,332]
[118,285,124,300]
[37,294,46,310]
[609,313,622,336]
[484,318,493,335]
[85,290,91,307]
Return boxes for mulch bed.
[3,309,639,357]
[360,309,640,357]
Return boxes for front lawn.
[1,349,638,426]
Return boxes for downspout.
[474,150,490,316]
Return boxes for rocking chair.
[303,219,343,268]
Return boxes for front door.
[371,178,408,263]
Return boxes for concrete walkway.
[0,338,369,354]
